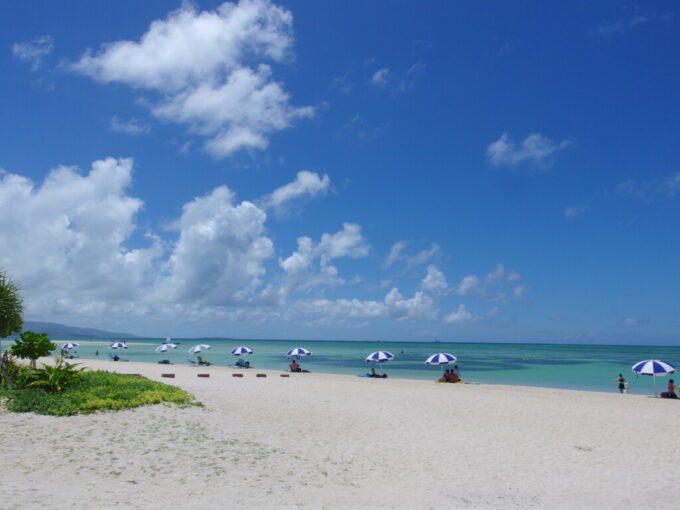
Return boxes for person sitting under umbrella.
[661,379,678,398]
[289,359,310,373]
[235,358,251,368]
[439,369,459,383]
[196,355,211,366]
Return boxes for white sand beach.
[2,358,679,509]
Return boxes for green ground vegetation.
[0,354,196,416]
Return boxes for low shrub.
[26,359,85,393]
[1,370,196,416]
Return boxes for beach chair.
[187,359,197,366]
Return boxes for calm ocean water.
[9,338,680,395]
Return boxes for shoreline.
[35,355,650,397]
[4,339,677,395]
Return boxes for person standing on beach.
[667,379,677,398]
[616,374,626,393]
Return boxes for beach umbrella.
[365,351,394,375]
[286,347,311,358]
[425,353,458,372]
[231,346,254,356]
[632,360,676,396]
[109,342,128,349]
[365,351,395,363]
[60,342,80,350]
[155,343,177,363]
[155,343,178,353]
[188,344,211,354]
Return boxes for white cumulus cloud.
[443,304,478,324]
[0,158,161,317]
[454,264,524,301]
[154,186,273,305]
[421,265,448,294]
[0,157,462,330]
[456,275,480,296]
[371,67,390,85]
[487,133,570,169]
[563,206,587,218]
[262,170,330,211]
[384,241,407,268]
[278,223,370,296]
[617,172,680,201]
[71,0,312,157]
[297,287,438,321]
[110,116,151,135]
[12,36,54,71]
[384,241,441,269]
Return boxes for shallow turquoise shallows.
[11,338,680,395]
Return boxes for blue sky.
[1,0,679,343]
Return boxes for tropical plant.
[27,358,85,393]
[0,269,23,338]
[0,350,20,389]
[10,331,56,368]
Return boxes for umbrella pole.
[653,374,657,397]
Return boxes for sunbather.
[438,369,459,383]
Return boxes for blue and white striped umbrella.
[286,347,311,358]
[632,360,676,376]
[155,343,178,353]
[188,344,211,354]
[60,342,80,350]
[231,346,253,356]
[425,353,458,366]
[365,351,395,363]
[632,359,676,396]
[109,342,128,349]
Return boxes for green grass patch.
[1,371,197,416]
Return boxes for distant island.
[17,321,139,340]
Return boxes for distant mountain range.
[19,321,139,340]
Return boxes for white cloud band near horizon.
[0,156,497,334]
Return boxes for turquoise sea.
[8,338,680,395]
